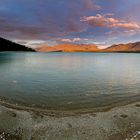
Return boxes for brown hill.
[36,42,140,53]
[104,42,140,52]
[36,44,100,52]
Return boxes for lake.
[0,52,140,111]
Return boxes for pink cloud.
[81,14,140,30]
[83,0,101,10]
[112,22,140,30]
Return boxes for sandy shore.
[0,102,140,140]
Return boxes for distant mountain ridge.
[0,37,35,52]
[103,42,140,52]
[36,42,140,53]
[36,44,100,52]
[1,37,140,53]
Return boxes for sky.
[0,0,140,48]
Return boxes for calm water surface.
[0,52,140,111]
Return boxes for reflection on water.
[0,52,140,111]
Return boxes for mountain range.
[36,44,100,52]
[36,42,140,53]
[0,37,35,52]
[0,37,140,53]
[103,42,140,52]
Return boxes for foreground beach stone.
[0,102,139,140]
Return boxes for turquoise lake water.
[0,52,140,111]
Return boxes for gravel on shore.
[0,102,140,140]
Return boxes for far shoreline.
[1,51,140,53]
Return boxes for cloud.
[0,0,101,40]
[13,39,58,48]
[106,28,140,38]
[83,0,101,10]
[112,22,140,30]
[59,37,97,43]
[15,39,47,47]
[59,37,105,44]
[1,0,140,46]
[81,14,140,30]
[58,37,108,48]
[60,38,83,43]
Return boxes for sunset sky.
[0,0,140,48]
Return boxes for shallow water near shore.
[0,52,140,111]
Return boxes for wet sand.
[0,101,140,140]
